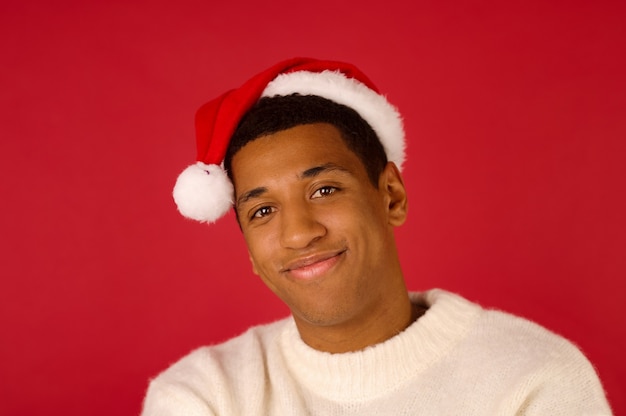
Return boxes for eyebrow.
[236,186,268,207]
[236,163,352,207]
[301,163,351,179]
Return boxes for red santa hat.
[173,57,406,223]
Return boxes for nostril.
[280,212,327,249]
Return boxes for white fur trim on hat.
[172,162,234,223]
[261,70,406,170]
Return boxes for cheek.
[247,252,259,275]
[244,231,277,274]
[322,197,385,231]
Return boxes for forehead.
[230,123,364,188]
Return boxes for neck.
[293,291,422,354]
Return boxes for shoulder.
[477,309,612,413]
[418,290,612,414]
[140,318,290,416]
[470,299,588,364]
[416,289,586,359]
[161,317,287,376]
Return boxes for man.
[142,58,612,415]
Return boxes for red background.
[1,1,624,414]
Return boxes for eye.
[311,186,337,199]
[252,206,274,219]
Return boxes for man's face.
[231,123,407,333]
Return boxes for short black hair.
[223,94,388,187]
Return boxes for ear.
[379,162,408,226]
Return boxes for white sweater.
[141,290,612,415]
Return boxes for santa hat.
[172,57,405,223]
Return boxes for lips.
[280,250,346,280]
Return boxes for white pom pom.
[172,162,234,223]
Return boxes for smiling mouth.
[281,250,346,280]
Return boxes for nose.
[279,203,327,249]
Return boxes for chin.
[293,302,357,327]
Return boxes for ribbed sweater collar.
[279,289,482,401]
